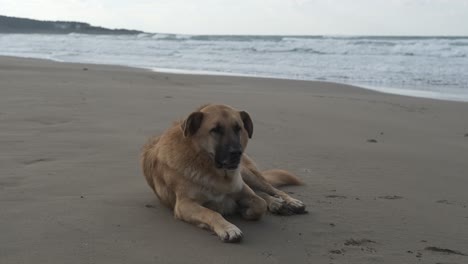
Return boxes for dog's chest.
[185,168,244,193]
[186,169,243,215]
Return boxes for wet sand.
[1,56,468,264]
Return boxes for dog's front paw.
[285,198,307,214]
[215,224,243,243]
[267,196,293,215]
[267,196,307,215]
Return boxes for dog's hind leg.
[234,184,267,220]
[240,155,306,215]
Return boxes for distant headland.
[0,15,144,34]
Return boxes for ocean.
[1,33,467,101]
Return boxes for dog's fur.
[141,104,305,242]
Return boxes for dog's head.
[181,104,253,171]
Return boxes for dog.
[141,104,306,242]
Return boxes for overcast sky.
[1,0,467,35]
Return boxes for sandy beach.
[1,55,467,263]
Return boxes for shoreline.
[1,54,467,103]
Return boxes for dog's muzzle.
[215,149,242,170]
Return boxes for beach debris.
[378,195,403,200]
[329,223,336,227]
[82,67,88,71]
[436,199,467,208]
[145,204,155,208]
[361,247,377,253]
[344,238,376,246]
[325,194,347,199]
[464,133,468,137]
[424,246,467,256]
[329,249,344,254]
[80,195,84,198]
[22,158,53,165]
[164,95,173,98]
[380,132,384,135]
[367,139,378,143]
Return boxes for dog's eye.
[233,124,241,134]
[210,126,223,135]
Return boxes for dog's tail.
[262,169,303,187]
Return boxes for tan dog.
[141,104,306,242]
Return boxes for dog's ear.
[239,111,253,138]
[182,112,204,137]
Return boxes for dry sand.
[1,56,468,264]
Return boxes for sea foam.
[1,33,467,101]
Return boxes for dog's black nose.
[228,146,242,161]
[229,149,242,158]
